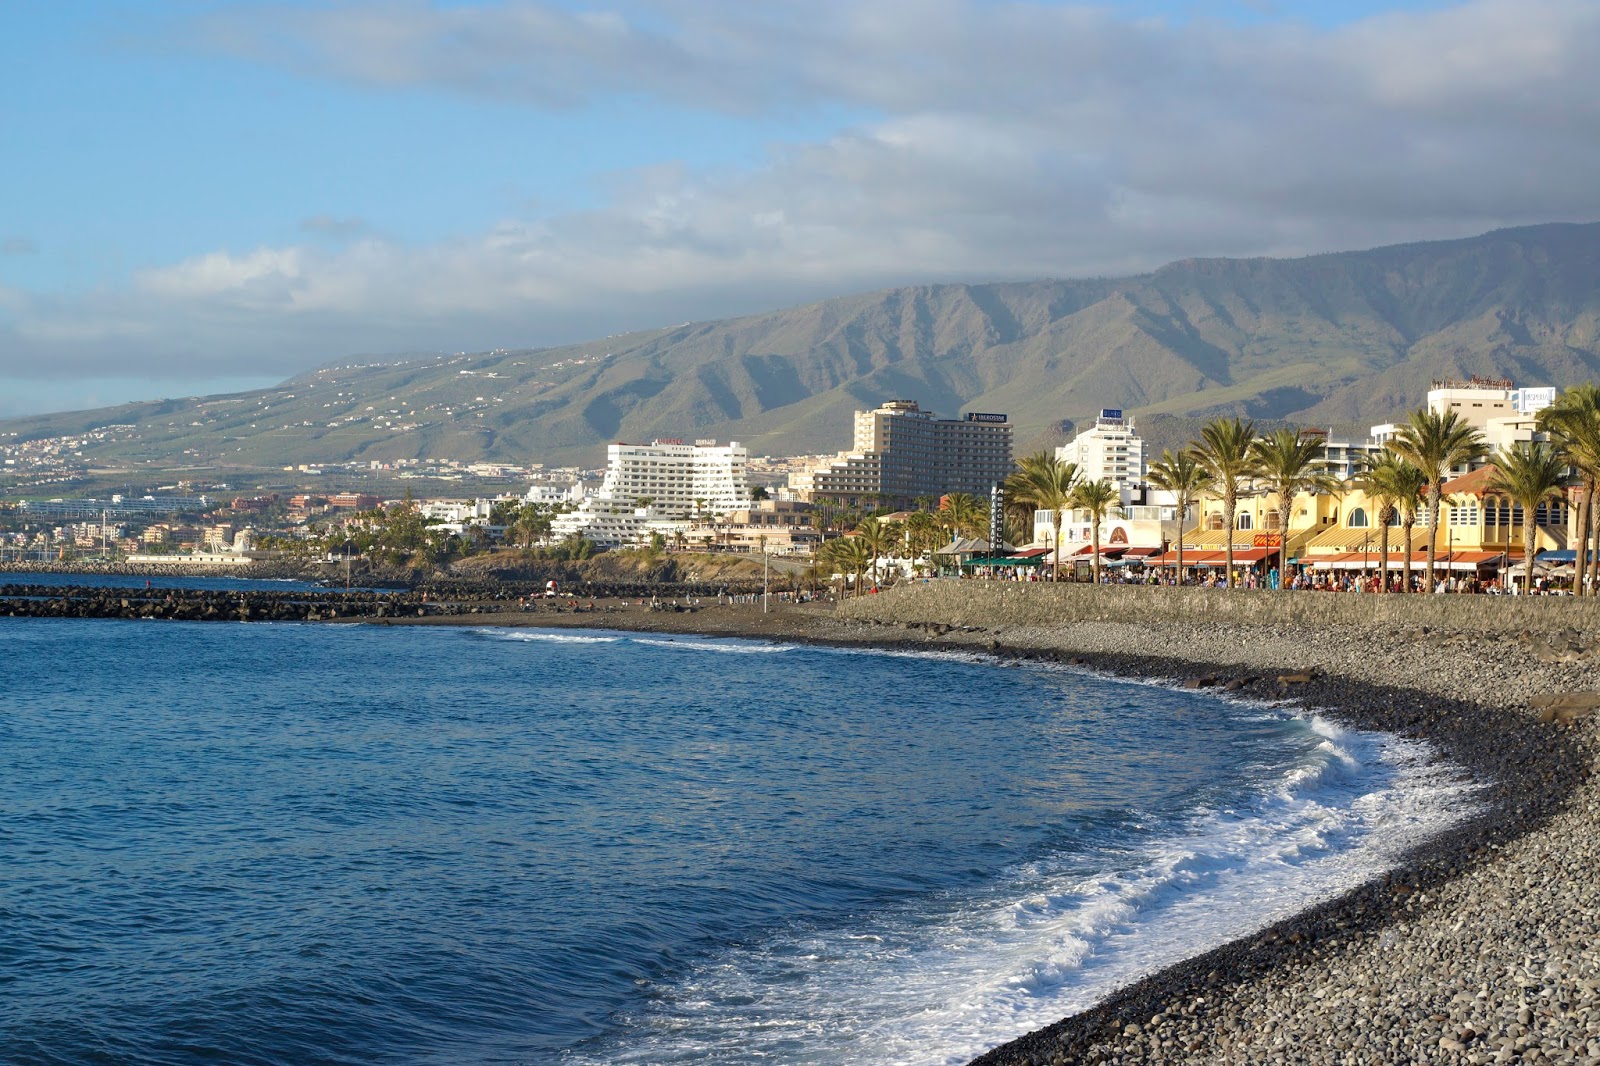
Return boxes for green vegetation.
[1388,409,1489,591]
[1248,429,1338,587]
[1536,384,1600,596]
[1066,478,1119,584]
[1002,451,1079,580]
[1146,449,1213,580]
[1191,417,1261,589]
[1488,442,1568,596]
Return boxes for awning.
[962,555,1044,567]
[1536,550,1599,564]
[1309,550,1504,571]
[1072,544,1128,557]
[1146,549,1273,567]
[1148,550,1222,567]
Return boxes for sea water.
[0,618,1475,1066]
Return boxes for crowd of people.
[957,563,1580,594]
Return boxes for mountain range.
[8,221,1600,471]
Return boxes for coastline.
[375,591,1600,1064]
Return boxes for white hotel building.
[550,439,752,547]
[1056,408,1145,494]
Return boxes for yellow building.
[1298,465,1568,582]
[1163,488,1340,572]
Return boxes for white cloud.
[6,0,1599,397]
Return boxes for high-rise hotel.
[550,439,751,547]
[791,400,1013,508]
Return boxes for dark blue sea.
[0,616,1473,1065]
[0,570,332,593]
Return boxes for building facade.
[795,400,1013,508]
[1056,409,1144,493]
[550,439,751,547]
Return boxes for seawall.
[837,580,1600,632]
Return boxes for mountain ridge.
[6,221,1600,470]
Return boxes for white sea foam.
[580,709,1480,1066]
[480,629,621,644]
[631,637,794,654]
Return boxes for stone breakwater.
[0,584,434,622]
[0,581,764,623]
[829,583,1600,1065]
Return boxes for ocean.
[0,612,1475,1065]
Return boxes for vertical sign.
[990,483,1006,554]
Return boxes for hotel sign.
[964,412,1008,423]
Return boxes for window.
[1348,507,1368,528]
[1265,510,1282,531]
[1206,513,1225,531]
[1236,513,1254,531]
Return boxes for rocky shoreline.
[390,595,1600,1065]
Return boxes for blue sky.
[2,0,1594,416]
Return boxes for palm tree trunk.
[1402,518,1415,593]
[1175,497,1185,587]
[1578,479,1595,597]
[1426,486,1442,592]
[1277,490,1289,590]
[1052,513,1063,582]
[1223,488,1237,589]
[1091,515,1101,585]
[1524,515,1537,596]
[1378,510,1391,593]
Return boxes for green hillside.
[7,221,1600,470]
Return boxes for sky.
[2,0,1596,417]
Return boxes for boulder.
[1528,691,1600,725]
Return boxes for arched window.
[1236,512,1254,531]
[1206,513,1225,531]
[1348,507,1368,528]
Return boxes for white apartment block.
[551,439,752,547]
[1056,409,1145,495]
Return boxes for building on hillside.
[792,400,1013,509]
[1056,409,1144,493]
[550,439,751,547]
[522,481,586,507]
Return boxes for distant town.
[1,378,1592,594]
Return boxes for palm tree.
[1068,478,1119,584]
[1147,448,1214,585]
[824,536,872,597]
[508,503,552,549]
[1354,452,1409,593]
[938,492,986,541]
[1002,452,1080,580]
[1388,407,1487,592]
[904,510,940,563]
[1489,442,1568,595]
[1191,417,1261,588]
[1388,458,1429,593]
[1248,429,1337,589]
[1537,384,1600,596]
[855,516,895,589]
